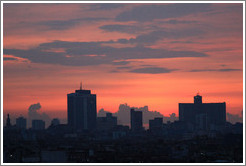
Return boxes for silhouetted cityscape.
[3,85,243,163]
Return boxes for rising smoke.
[227,111,243,124]
[27,103,51,128]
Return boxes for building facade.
[179,94,226,131]
[32,120,45,130]
[6,114,11,127]
[97,113,117,131]
[51,118,60,126]
[67,84,97,132]
[149,117,163,133]
[130,109,143,131]
[16,116,27,130]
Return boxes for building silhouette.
[32,120,45,130]
[51,118,60,126]
[149,117,163,133]
[179,94,226,131]
[67,83,97,132]
[6,114,11,127]
[16,116,27,130]
[130,108,143,131]
[97,113,117,131]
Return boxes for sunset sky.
[3,3,244,119]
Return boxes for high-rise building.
[67,83,97,132]
[179,94,226,131]
[130,108,143,131]
[16,116,27,130]
[32,120,45,130]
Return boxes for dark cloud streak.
[162,19,198,24]
[129,67,176,74]
[100,24,144,34]
[115,4,211,22]
[189,68,241,72]
[122,29,204,44]
[112,61,132,65]
[4,40,207,67]
[89,4,125,10]
[3,57,18,61]
[40,17,109,30]
[11,17,110,31]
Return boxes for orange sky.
[3,3,244,118]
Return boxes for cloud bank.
[115,4,211,22]
[4,40,207,67]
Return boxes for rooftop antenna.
[80,82,82,90]
[197,92,200,96]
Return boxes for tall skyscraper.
[179,94,226,131]
[130,108,143,131]
[67,83,97,132]
[16,116,27,130]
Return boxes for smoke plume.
[27,103,51,128]
[227,112,243,124]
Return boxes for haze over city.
[3,3,243,123]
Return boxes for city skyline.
[2,90,229,130]
[3,87,240,128]
[3,85,243,163]
[3,3,244,120]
